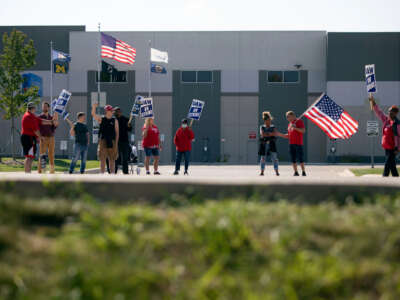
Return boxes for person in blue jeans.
[66,112,90,174]
[258,111,280,176]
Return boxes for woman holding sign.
[142,118,161,175]
[369,95,400,177]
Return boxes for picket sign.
[140,98,154,118]
[365,64,377,93]
[54,89,72,114]
[187,99,205,120]
[131,95,143,117]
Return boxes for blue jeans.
[260,152,279,171]
[69,143,88,174]
[175,151,191,172]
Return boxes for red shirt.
[21,111,42,137]
[142,124,160,148]
[288,119,305,145]
[39,113,56,137]
[174,127,195,152]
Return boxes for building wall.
[221,95,258,163]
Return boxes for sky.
[1,0,399,32]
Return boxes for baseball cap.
[389,105,399,113]
[104,105,113,111]
[27,102,36,109]
[113,106,121,111]
[181,118,188,124]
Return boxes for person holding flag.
[173,119,195,175]
[369,95,400,177]
[277,111,306,176]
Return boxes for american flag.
[304,94,358,139]
[101,33,136,65]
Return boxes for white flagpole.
[298,92,324,119]
[50,41,53,111]
[97,23,101,104]
[148,40,152,98]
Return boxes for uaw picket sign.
[188,99,205,120]
[140,98,154,118]
[365,64,377,93]
[367,120,379,137]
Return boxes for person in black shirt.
[259,111,280,176]
[113,107,133,174]
[92,103,119,174]
[66,112,90,174]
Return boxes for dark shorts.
[21,134,37,158]
[290,144,304,163]
[144,147,159,157]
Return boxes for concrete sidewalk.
[0,165,398,202]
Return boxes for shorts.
[290,144,304,164]
[21,134,37,158]
[144,147,160,157]
[98,139,118,161]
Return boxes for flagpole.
[148,40,152,98]
[298,92,324,120]
[97,23,101,104]
[50,41,53,112]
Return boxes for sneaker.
[260,171,264,176]
[294,171,299,176]
[184,171,188,175]
[146,171,151,175]
[302,171,307,177]
[173,170,179,175]
[154,171,161,175]
[275,171,280,176]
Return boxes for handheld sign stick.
[189,119,194,127]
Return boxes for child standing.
[259,111,279,176]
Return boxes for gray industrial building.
[0,26,398,163]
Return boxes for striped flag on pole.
[101,33,136,65]
[304,93,358,139]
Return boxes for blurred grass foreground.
[1,187,400,300]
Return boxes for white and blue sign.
[365,64,377,93]
[188,99,205,120]
[54,89,72,114]
[140,97,154,118]
[131,95,143,117]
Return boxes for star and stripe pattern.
[101,33,136,65]
[304,93,358,139]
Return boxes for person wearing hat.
[92,102,119,174]
[369,95,400,177]
[173,119,195,175]
[20,102,54,173]
[113,106,133,174]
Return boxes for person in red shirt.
[369,95,400,177]
[142,118,161,175]
[278,111,306,176]
[173,119,195,175]
[20,102,53,173]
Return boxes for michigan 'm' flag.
[304,93,358,139]
[101,33,136,65]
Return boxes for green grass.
[350,168,387,176]
[1,191,400,299]
[0,157,99,172]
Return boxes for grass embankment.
[0,158,98,172]
[350,168,387,176]
[1,190,400,299]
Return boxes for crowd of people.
[19,97,400,177]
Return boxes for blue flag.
[151,63,167,74]
[52,50,71,62]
